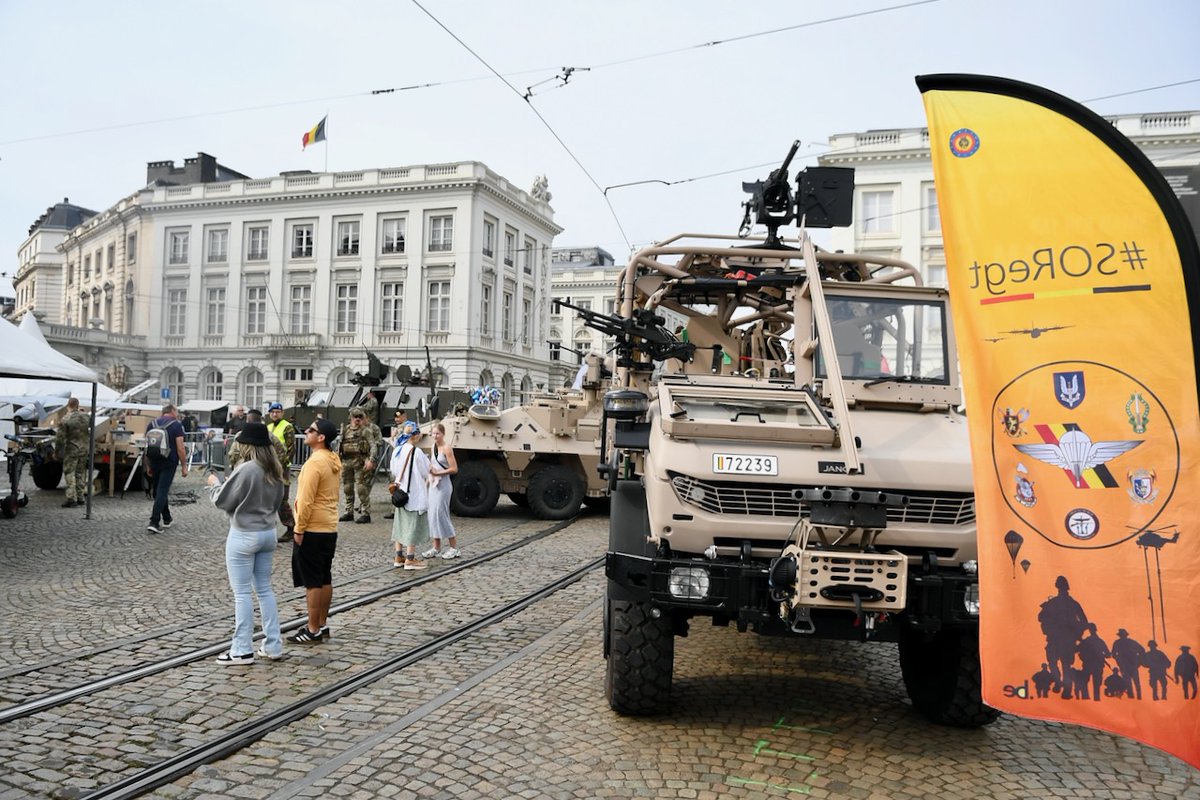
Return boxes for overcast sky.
[1,0,1196,276]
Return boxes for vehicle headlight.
[668,566,711,600]
[963,583,980,616]
[603,389,650,420]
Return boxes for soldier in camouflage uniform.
[224,408,297,538]
[338,406,382,523]
[54,397,91,507]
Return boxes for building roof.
[27,199,98,236]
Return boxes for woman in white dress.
[422,422,460,559]
[389,424,432,569]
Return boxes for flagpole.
[324,112,329,173]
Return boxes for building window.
[162,367,184,406]
[427,280,450,332]
[106,244,115,272]
[381,218,406,254]
[167,288,187,336]
[207,229,229,263]
[245,286,267,334]
[169,231,190,264]
[205,287,226,336]
[335,284,358,333]
[290,285,312,333]
[284,367,314,382]
[502,290,513,341]
[127,234,137,264]
[521,297,532,344]
[337,220,360,256]
[575,299,592,313]
[923,184,941,234]
[380,282,403,332]
[247,226,269,261]
[291,224,314,258]
[429,215,453,252]
[480,284,492,336]
[482,218,496,258]
[522,237,535,274]
[243,368,264,412]
[861,190,894,234]
[200,368,224,401]
[94,250,102,275]
[926,263,947,288]
[67,262,74,285]
[504,230,515,266]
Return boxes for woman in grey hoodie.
[207,422,287,664]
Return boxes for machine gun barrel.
[554,298,695,364]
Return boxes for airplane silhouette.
[983,336,1006,343]
[1002,324,1073,339]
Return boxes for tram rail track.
[0,515,578,725]
[83,556,604,799]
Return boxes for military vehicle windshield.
[659,381,836,445]
[816,295,949,384]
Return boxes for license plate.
[712,453,778,476]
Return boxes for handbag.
[390,446,415,508]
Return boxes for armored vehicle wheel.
[1,494,18,518]
[450,460,500,517]
[605,596,674,715]
[899,627,1000,728]
[506,492,529,508]
[527,465,586,520]
[31,461,63,490]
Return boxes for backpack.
[144,420,172,462]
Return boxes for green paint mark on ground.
[727,776,812,795]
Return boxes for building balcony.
[267,332,322,350]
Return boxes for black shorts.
[291,531,338,588]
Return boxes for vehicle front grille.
[669,472,975,526]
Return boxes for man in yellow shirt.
[289,418,342,645]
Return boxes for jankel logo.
[818,461,864,475]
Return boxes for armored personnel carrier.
[592,145,996,728]
[442,352,610,520]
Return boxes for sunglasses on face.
[305,427,318,434]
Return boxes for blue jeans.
[150,464,176,526]
[225,527,281,657]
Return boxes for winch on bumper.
[606,488,981,640]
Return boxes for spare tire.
[31,461,63,491]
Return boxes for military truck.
[591,146,996,728]
[442,351,610,520]
[26,404,158,494]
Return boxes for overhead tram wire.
[409,0,632,251]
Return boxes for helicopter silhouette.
[1129,524,1182,644]
[1001,323,1073,339]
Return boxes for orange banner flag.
[918,74,1200,767]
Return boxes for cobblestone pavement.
[1,475,1196,799]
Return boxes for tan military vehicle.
[595,148,996,728]
[441,352,610,520]
[28,405,158,494]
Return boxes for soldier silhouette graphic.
[1174,645,1198,700]
[1032,663,1054,698]
[1038,575,1089,698]
[1111,629,1147,700]
[1076,623,1111,702]
[1143,641,1173,701]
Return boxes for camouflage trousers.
[341,457,377,515]
[62,452,90,502]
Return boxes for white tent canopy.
[0,318,97,382]
[18,313,48,344]
[0,378,119,404]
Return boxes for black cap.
[313,418,339,444]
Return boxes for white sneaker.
[420,547,440,559]
[440,547,460,559]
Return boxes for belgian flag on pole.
[301,116,327,150]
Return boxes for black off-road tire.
[449,460,500,517]
[899,627,1001,728]
[527,465,586,520]
[582,496,611,512]
[605,597,674,715]
[1,494,18,518]
[506,492,529,508]
[31,461,63,491]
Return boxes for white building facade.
[819,110,1200,286]
[549,245,621,385]
[40,158,562,408]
